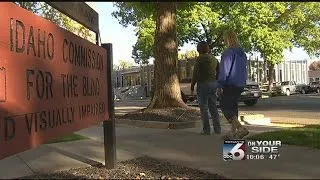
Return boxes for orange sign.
[0,3,109,160]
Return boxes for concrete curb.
[269,116,320,125]
[265,123,304,128]
[115,113,312,129]
[115,118,201,129]
[240,114,265,121]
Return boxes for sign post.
[102,43,116,169]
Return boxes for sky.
[88,2,312,66]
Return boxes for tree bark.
[263,60,268,83]
[268,63,275,92]
[200,22,213,49]
[148,2,187,109]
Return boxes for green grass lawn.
[247,125,320,149]
[47,133,89,144]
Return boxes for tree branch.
[200,21,214,49]
[271,3,300,26]
[211,33,223,49]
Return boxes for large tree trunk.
[148,2,187,109]
[268,63,275,92]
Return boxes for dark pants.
[197,82,221,133]
[219,85,244,121]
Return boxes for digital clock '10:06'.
[246,154,264,160]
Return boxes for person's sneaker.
[200,131,210,135]
[235,127,249,139]
[222,131,236,140]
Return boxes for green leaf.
[113,2,320,64]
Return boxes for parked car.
[273,82,281,87]
[180,79,262,106]
[180,78,197,103]
[238,80,263,106]
[309,81,320,93]
[272,81,312,96]
[296,83,312,94]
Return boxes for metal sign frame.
[47,2,99,33]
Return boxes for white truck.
[272,81,312,96]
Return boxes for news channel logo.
[223,140,246,161]
[223,140,281,161]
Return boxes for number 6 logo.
[230,142,245,160]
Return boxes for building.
[308,70,320,82]
[113,58,312,97]
[274,60,309,84]
[113,64,154,97]
[247,58,310,85]
[114,66,142,88]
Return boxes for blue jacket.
[217,47,247,88]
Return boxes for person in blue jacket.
[216,30,249,140]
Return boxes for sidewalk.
[1,123,320,179]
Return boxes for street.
[115,93,320,124]
[239,93,320,124]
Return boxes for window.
[129,76,132,86]
[124,76,127,86]
[133,75,137,85]
[121,75,124,87]
[297,63,301,83]
[291,63,295,81]
[285,63,290,81]
[316,77,320,81]
[281,81,290,86]
[137,75,141,85]
[115,77,118,87]
[134,74,138,85]
[126,76,131,86]
[272,69,276,82]
[190,66,194,77]
[180,67,187,80]
[144,72,147,82]
[133,75,135,85]
[302,64,306,83]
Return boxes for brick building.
[308,70,320,82]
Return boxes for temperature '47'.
[269,154,280,160]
